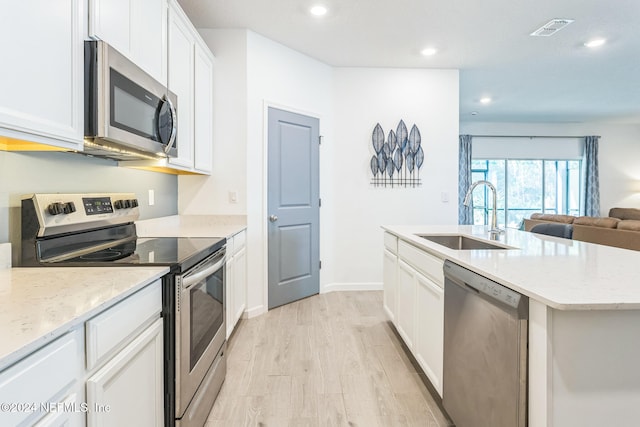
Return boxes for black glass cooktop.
[43,236,225,272]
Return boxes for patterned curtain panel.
[458,135,473,224]
[584,135,601,216]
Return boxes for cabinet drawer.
[384,232,398,254]
[0,330,81,427]
[86,280,161,370]
[398,240,444,286]
[232,230,246,254]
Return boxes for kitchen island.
[383,225,640,427]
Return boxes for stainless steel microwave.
[84,40,177,160]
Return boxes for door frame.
[261,100,323,312]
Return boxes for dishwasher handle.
[444,260,528,316]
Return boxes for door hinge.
[319,260,322,269]
[319,135,323,145]
[319,198,322,207]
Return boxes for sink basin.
[417,234,513,250]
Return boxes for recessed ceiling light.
[310,5,327,16]
[584,38,606,48]
[480,97,492,104]
[421,47,437,56]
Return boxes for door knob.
[269,215,278,222]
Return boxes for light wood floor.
[206,291,452,427]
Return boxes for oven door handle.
[182,256,226,290]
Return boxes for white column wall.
[329,68,459,289]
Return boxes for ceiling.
[177,0,640,124]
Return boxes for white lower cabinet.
[383,248,398,322]
[0,329,83,427]
[86,318,163,427]
[414,271,444,396]
[383,235,445,397]
[226,230,247,338]
[396,260,417,350]
[0,279,163,427]
[33,392,84,427]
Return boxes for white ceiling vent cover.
[530,19,574,37]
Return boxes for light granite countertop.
[136,214,246,238]
[0,266,168,370]
[383,224,640,310]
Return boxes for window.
[471,159,581,228]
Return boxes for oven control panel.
[23,193,141,237]
[83,197,114,215]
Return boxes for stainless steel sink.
[417,234,513,250]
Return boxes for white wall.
[178,29,248,215]
[460,122,640,216]
[330,68,459,288]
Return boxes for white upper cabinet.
[168,2,195,169]
[0,0,84,150]
[166,0,214,174]
[89,0,167,85]
[193,38,214,174]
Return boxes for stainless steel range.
[19,193,226,427]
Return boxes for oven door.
[175,248,225,417]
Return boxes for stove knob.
[123,199,132,209]
[63,201,76,214]
[130,199,139,208]
[47,202,65,215]
[114,200,124,210]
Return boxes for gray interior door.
[267,107,320,309]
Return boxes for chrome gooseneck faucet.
[463,180,503,236]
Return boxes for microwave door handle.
[163,95,178,154]
[182,257,226,290]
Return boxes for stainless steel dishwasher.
[442,260,528,427]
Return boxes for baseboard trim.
[321,282,383,293]
[244,304,265,318]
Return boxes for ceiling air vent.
[530,19,574,37]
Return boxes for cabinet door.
[193,39,214,174]
[383,248,397,323]
[234,246,247,324]
[88,0,130,56]
[168,2,195,169]
[415,272,444,397]
[225,255,235,339]
[131,0,167,84]
[86,318,163,427]
[90,0,167,84]
[396,260,416,350]
[0,0,83,149]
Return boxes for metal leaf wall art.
[370,120,424,187]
